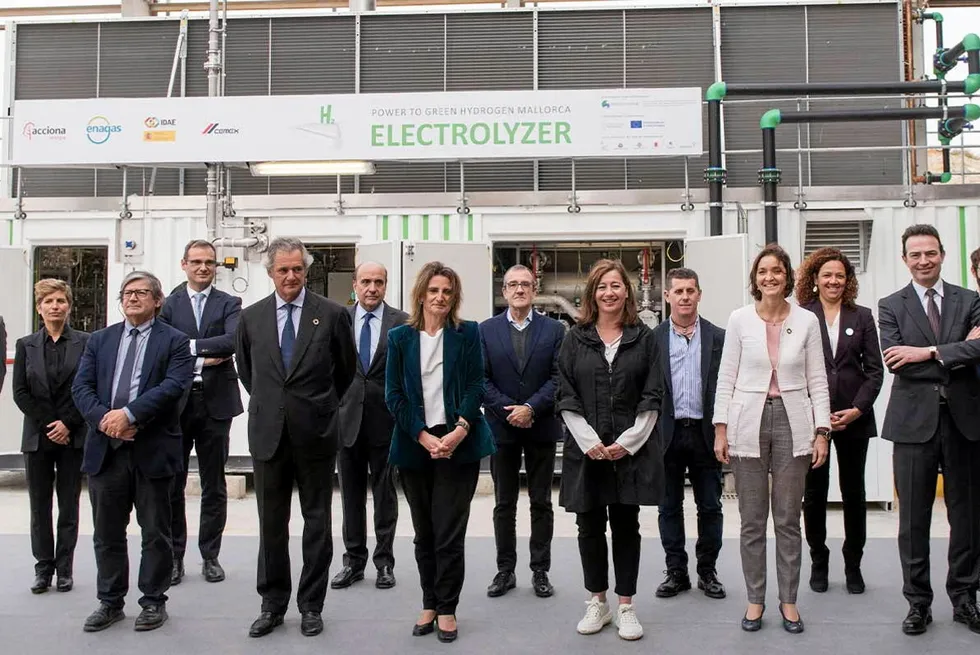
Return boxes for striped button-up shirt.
[669,317,702,420]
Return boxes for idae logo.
[86,116,122,144]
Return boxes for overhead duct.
[349,0,376,11]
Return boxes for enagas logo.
[86,116,122,144]
[22,122,67,141]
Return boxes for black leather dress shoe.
[376,565,396,589]
[655,570,691,598]
[413,619,435,636]
[486,571,516,598]
[741,605,765,632]
[30,573,52,594]
[436,618,458,643]
[134,604,168,632]
[248,611,284,638]
[170,559,184,586]
[953,601,980,634]
[202,558,225,583]
[809,562,829,593]
[531,571,554,598]
[697,571,727,599]
[330,566,364,589]
[83,604,126,632]
[300,611,323,637]
[56,574,73,592]
[902,605,932,635]
[845,568,865,594]
[779,604,804,634]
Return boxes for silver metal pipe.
[149,14,188,196]
[532,294,582,321]
[211,236,261,249]
[205,0,222,241]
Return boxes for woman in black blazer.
[12,279,90,595]
[796,248,883,595]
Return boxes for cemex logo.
[22,122,67,141]
[202,123,239,135]
[86,116,122,144]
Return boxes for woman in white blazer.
[713,244,831,635]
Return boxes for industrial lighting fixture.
[248,161,376,176]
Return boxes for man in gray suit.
[331,262,407,591]
[879,224,980,636]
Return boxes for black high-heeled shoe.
[436,616,458,643]
[741,604,765,632]
[412,619,435,636]
[779,604,804,634]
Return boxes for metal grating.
[13,168,95,197]
[538,159,626,192]
[99,22,184,98]
[538,11,623,90]
[806,4,903,186]
[445,12,533,91]
[183,20,211,96]
[184,167,270,195]
[221,19,271,96]
[96,168,180,197]
[360,15,445,93]
[269,175,355,195]
[804,219,873,271]
[270,17,356,95]
[363,162,447,194]
[14,23,98,100]
[447,161,535,192]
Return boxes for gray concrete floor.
[0,478,974,654]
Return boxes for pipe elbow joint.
[940,172,953,184]
[760,109,782,130]
[965,74,980,96]
[706,81,728,101]
[964,33,980,51]
[964,103,980,121]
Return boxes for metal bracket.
[456,162,470,214]
[567,159,581,213]
[335,174,346,215]
[13,168,26,220]
[119,167,133,220]
[681,158,694,211]
[904,184,918,208]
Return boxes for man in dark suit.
[72,271,194,633]
[480,264,564,599]
[653,267,726,600]
[879,224,980,636]
[331,262,406,591]
[236,237,356,638]
[161,239,243,586]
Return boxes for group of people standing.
[7,223,980,642]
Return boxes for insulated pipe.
[706,99,724,235]
[204,0,221,242]
[935,33,980,77]
[760,128,779,245]
[533,294,582,322]
[921,12,945,50]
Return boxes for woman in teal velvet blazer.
[385,261,495,643]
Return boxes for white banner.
[7,88,702,167]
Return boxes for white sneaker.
[576,597,613,635]
[615,603,644,641]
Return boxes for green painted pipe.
[760,109,782,129]
[706,81,727,101]
[965,33,980,51]
[966,74,980,95]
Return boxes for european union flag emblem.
[630,120,642,128]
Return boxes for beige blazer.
[713,303,831,458]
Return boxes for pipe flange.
[681,202,695,212]
[793,200,808,210]
[904,197,918,208]
[14,210,26,220]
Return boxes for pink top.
[766,321,781,397]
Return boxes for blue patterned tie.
[110,328,140,449]
[281,303,296,370]
[359,312,373,372]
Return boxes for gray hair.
[353,261,388,281]
[503,264,534,284]
[119,270,165,313]
[264,237,314,272]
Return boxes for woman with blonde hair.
[386,261,496,643]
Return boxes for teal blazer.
[385,320,496,469]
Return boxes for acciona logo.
[22,122,67,140]
[202,123,239,135]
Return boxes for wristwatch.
[815,428,831,440]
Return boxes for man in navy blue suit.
[161,240,243,586]
[480,264,564,599]
[72,271,194,633]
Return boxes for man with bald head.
[331,262,408,591]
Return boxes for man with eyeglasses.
[480,265,565,599]
[160,239,243,586]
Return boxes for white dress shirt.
[420,328,447,428]
[112,318,154,424]
[507,307,533,332]
[355,303,384,365]
[912,278,944,317]
[275,287,306,346]
[826,312,840,358]
[188,284,212,380]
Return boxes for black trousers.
[338,432,399,572]
[399,427,480,616]
[88,446,173,609]
[25,445,84,576]
[171,388,231,561]
[894,404,980,608]
[803,436,869,570]
[490,440,555,574]
[657,421,723,577]
[253,425,335,614]
[577,503,641,597]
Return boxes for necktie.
[193,292,204,331]
[110,327,141,449]
[359,313,373,372]
[926,288,941,338]
[281,303,296,370]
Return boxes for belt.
[191,380,204,391]
[676,418,702,427]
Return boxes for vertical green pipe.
[401,215,409,240]
[7,219,12,246]
[467,215,473,241]
[381,214,389,240]
[443,214,450,241]
[960,206,969,286]
[421,214,429,240]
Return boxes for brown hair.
[182,239,215,261]
[579,259,640,326]
[406,261,464,330]
[970,247,980,276]
[795,247,859,307]
[35,278,73,307]
[901,224,944,256]
[749,243,795,301]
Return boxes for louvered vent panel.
[270,17,356,95]
[445,12,533,91]
[538,11,623,89]
[363,162,447,194]
[360,15,445,93]
[15,23,97,99]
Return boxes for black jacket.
[556,322,664,513]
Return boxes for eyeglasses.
[186,259,217,268]
[122,289,153,299]
[505,281,534,290]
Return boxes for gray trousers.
[731,398,812,604]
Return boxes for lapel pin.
[312,318,320,326]
[845,327,854,336]
[786,327,793,334]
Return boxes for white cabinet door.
[401,242,493,322]
[682,234,749,327]
[0,246,30,456]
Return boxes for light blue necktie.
[193,292,204,331]
[281,303,296,370]
[359,313,373,372]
